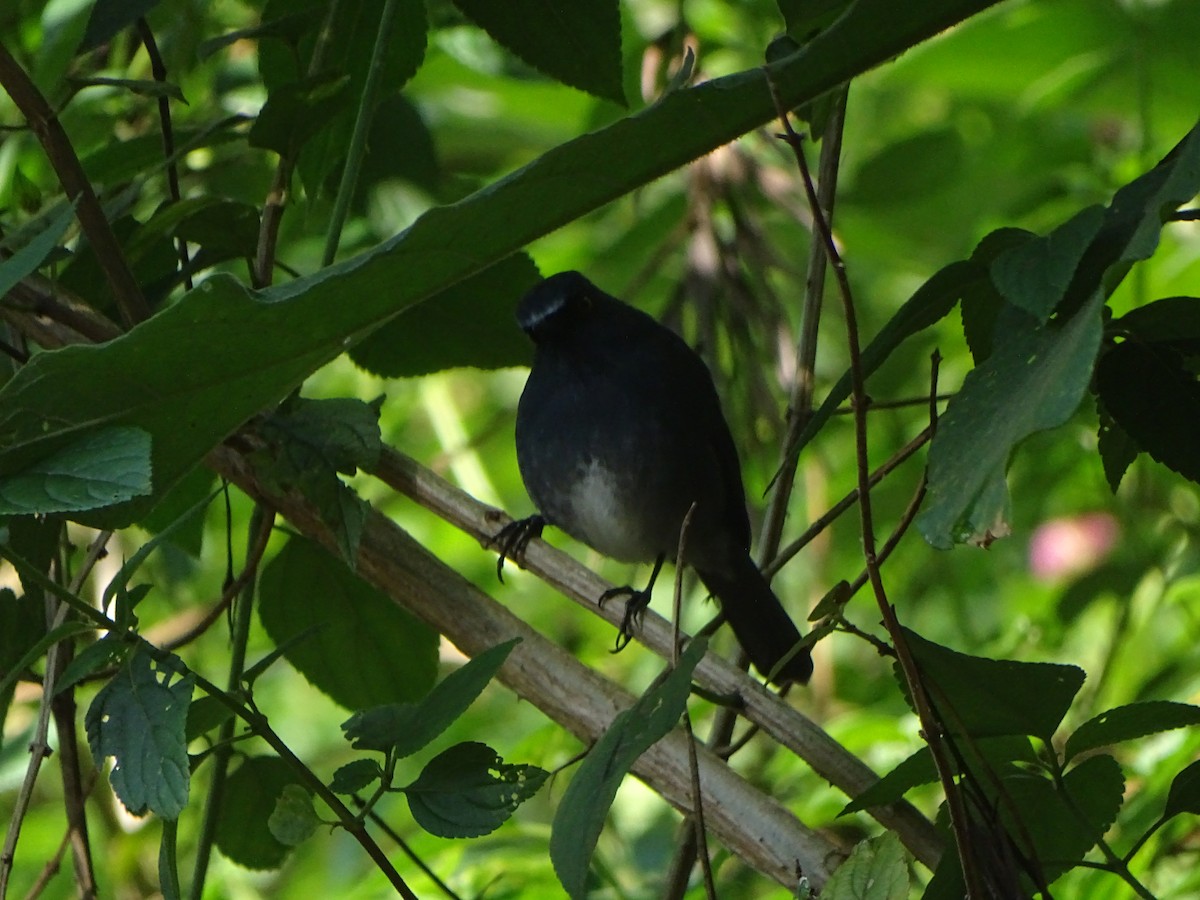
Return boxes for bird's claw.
[489,515,546,583]
[599,585,651,653]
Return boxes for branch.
[0,44,150,327]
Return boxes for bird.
[495,271,812,685]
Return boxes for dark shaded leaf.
[331,759,383,794]
[550,638,707,899]
[80,0,160,52]
[214,756,304,870]
[0,200,76,299]
[903,629,1084,741]
[404,741,548,838]
[1096,339,1200,485]
[1164,759,1200,819]
[258,537,439,711]
[343,638,519,756]
[1065,701,1200,762]
[451,0,624,104]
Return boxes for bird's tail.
[697,554,812,684]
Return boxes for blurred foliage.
[1,0,1199,898]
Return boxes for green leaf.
[214,756,304,870]
[841,735,1035,815]
[1096,404,1140,493]
[69,76,186,102]
[330,759,383,794]
[0,426,152,516]
[1113,296,1200,351]
[1064,701,1200,762]
[0,200,76,299]
[821,832,909,900]
[404,741,549,838]
[787,260,980,462]
[55,633,128,696]
[918,293,1104,548]
[350,254,541,376]
[450,0,625,105]
[1164,759,1200,819]
[850,128,965,207]
[85,647,194,819]
[902,629,1084,741]
[0,0,1005,529]
[197,12,319,60]
[184,695,236,741]
[1004,754,1125,883]
[550,638,707,900]
[258,537,439,711]
[960,228,1034,363]
[1095,340,1200,485]
[342,638,520,757]
[249,73,351,156]
[259,396,382,476]
[268,784,321,846]
[990,205,1105,323]
[80,0,161,52]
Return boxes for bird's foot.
[489,515,546,583]
[598,585,651,653]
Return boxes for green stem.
[321,0,402,266]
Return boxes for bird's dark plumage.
[507,271,812,684]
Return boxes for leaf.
[79,0,161,52]
[55,633,128,696]
[268,784,321,846]
[902,629,1084,741]
[787,260,980,463]
[1164,759,1200,819]
[342,637,520,756]
[841,735,1035,815]
[404,741,549,839]
[258,396,382,476]
[0,426,152,516]
[1095,339,1200,485]
[850,128,965,206]
[450,0,624,104]
[918,293,1104,548]
[214,756,304,870]
[960,228,1034,363]
[350,254,541,376]
[249,73,351,156]
[990,205,1106,322]
[1113,296,1200,351]
[0,200,77,299]
[0,0,1006,529]
[1064,701,1200,762]
[69,76,186,102]
[1003,754,1125,883]
[550,638,707,899]
[258,537,439,711]
[197,11,319,60]
[184,695,236,741]
[330,759,383,794]
[1096,403,1140,493]
[85,647,193,819]
[821,832,909,900]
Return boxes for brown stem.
[0,43,149,327]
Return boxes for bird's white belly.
[565,459,656,563]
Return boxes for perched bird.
[497,271,812,684]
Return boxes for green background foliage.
[2,0,1199,898]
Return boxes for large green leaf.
[0,0,1005,528]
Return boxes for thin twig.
[766,75,981,894]
[0,45,149,326]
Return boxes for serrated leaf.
[343,638,519,756]
[86,648,193,819]
[258,537,439,711]
[1113,296,1200,351]
[350,254,540,377]
[1164,759,1200,819]
[0,426,152,515]
[902,629,1084,741]
[259,396,382,476]
[550,638,707,899]
[404,741,548,838]
[1096,340,1200,485]
[268,784,320,846]
[331,759,383,794]
[214,756,303,870]
[450,0,624,104]
[1065,702,1200,762]
[821,832,909,900]
[919,293,1104,548]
